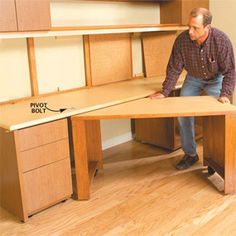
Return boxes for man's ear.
[205,24,211,30]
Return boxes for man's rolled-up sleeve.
[219,38,236,97]
[162,38,184,97]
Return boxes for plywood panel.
[142,32,176,77]
[89,33,132,85]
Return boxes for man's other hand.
[218,96,230,104]
[149,92,165,99]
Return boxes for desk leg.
[71,119,103,200]
[203,114,236,194]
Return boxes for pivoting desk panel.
[0,77,168,131]
[72,96,236,199]
[74,96,236,119]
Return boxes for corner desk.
[1,76,236,221]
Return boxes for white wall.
[50,0,159,26]
[210,0,236,104]
[35,36,86,94]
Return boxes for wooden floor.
[1,140,236,235]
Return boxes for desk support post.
[203,113,236,194]
[71,118,103,200]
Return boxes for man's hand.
[149,92,165,99]
[218,96,231,104]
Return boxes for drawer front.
[17,119,68,151]
[21,139,69,172]
[23,158,72,214]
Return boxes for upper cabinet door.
[15,0,51,31]
[0,0,18,32]
[160,0,209,25]
[181,0,209,25]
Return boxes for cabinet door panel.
[0,0,17,32]
[23,158,72,214]
[15,0,51,31]
[160,0,209,25]
[181,0,209,25]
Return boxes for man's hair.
[190,8,212,26]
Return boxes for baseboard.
[102,132,132,150]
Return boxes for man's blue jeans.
[178,74,223,156]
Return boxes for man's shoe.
[176,154,199,170]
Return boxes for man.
[150,8,235,170]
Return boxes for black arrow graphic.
[45,106,67,113]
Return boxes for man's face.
[188,15,209,42]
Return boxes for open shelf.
[0,24,188,39]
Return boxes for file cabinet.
[0,119,72,221]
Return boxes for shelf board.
[0,24,188,39]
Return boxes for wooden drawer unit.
[0,119,72,222]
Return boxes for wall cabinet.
[0,119,72,222]
[0,0,51,32]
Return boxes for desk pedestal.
[71,120,103,200]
